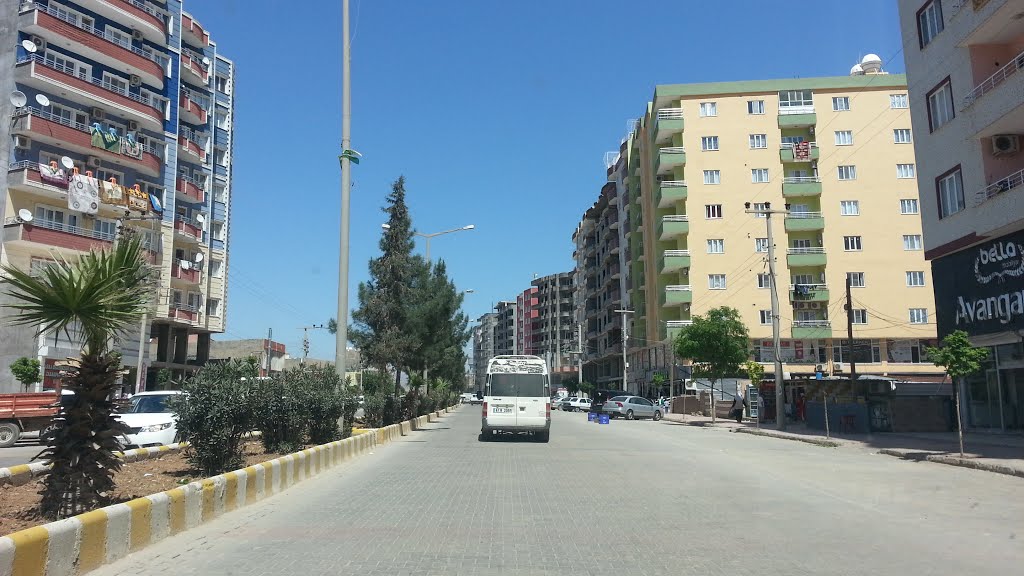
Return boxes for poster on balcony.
[933,228,1024,338]
[38,163,68,189]
[127,185,149,213]
[89,125,120,153]
[100,181,126,207]
[68,174,99,215]
[120,136,143,160]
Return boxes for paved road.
[0,443,43,469]
[91,408,1023,576]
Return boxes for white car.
[119,391,183,447]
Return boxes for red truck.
[0,391,63,448]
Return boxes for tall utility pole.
[745,202,788,430]
[577,324,583,388]
[301,324,326,363]
[335,0,353,378]
[845,275,858,394]
[614,309,633,391]
[264,327,273,377]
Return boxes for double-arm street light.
[381,223,475,261]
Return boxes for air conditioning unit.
[87,156,102,168]
[992,134,1020,156]
[131,29,143,41]
[91,107,105,120]
[833,362,844,372]
[14,135,30,149]
[30,35,45,51]
[129,74,141,87]
[127,120,139,131]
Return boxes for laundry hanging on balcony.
[68,174,99,215]
[90,124,121,153]
[38,162,68,189]
[794,141,810,160]
[120,134,143,160]
[126,185,150,213]
[101,180,126,207]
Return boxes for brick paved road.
[90,408,1023,576]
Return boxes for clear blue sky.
[192,0,905,360]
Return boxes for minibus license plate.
[493,405,513,414]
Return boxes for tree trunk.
[710,379,717,423]
[953,375,965,457]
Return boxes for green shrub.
[302,365,346,445]
[251,373,308,454]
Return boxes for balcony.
[654,108,684,143]
[15,55,164,131]
[656,147,686,174]
[174,215,203,243]
[782,176,822,198]
[666,320,693,341]
[168,303,200,324]
[786,247,827,267]
[962,48,1024,138]
[3,217,114,254]
[789,284,830,303]
[656,180,687,208]
[777,105,816,128]
[92,0,165,42]
[11,107,162,177]
[181,51,210,86]
[21,3,165,88]
[657,215,689,240]
[784,211,825,232]
[176,175,205,203]
[179,129,207,163]
[779,142,819,163]
[659,249,691,274]
[791,320,832,339]
[182,13,210,47]
[660,285,692,308]
[180,89,209,125]
[975,167,1024,206]
[171,259,202,285]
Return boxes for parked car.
[469,391,484,405]
[589,389,625,414]
[558,397,577,411]
[118,391,183,447]
[568,397,591,412]
[601,396,663,420]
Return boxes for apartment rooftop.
[652,74,908,108]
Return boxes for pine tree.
[407,259,471,388]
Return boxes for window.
[44,50,89,80]
[890,94,909,109]
[701,136,719,151]
[215,112,229,129]
[35,206,78,231]
[105,26,130,47]
[781,136,805,146]
[838,165,857,180]
[757,273,772,288]
[917,1,944,48]
[751,168,769,183]
[211,221,225,241]
[749,134,767,149]
[909,308,928,324]
[844,236,863,251]
[937,167,965,218]
[926,79,954,131]
[793,273,814,285]
[30,258,56,278]
[847,272,865,287]
[832,96,850,111]
[840,200,860,216]
[706,239,724,254]
[906,271,926,286]
[903,235,923,250]
[833,339,882,363]
[703,170,721,185]
[213,185,226,203]
[93,219,117,241]
[705,204,723,219]
[215,75,229,93]
[752,202,768,217]
[210,259,223,278]
[187,292,203,310]
[207,298,221,317]
[759,310,772,325]
[708,274,727,290]
[48,103,88,127]
[791,239,812,250]
[852,309,868,325]
[699,102,717,117]
[214,149,227,166]
[893,129,913,144]
[101,73,128,95]
[779,90,813,109]
[747,100,764,114]
[834,130,853,146]
[897,164,916,179]
[755,238,769,252]
[900,199,919,214]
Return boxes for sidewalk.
[661,412,1024,479]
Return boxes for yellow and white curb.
[0,444,189,488]
[0,407,456,576]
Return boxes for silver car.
[601,396,663,420]
[558,397,577,411]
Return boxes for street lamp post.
[380,223,475,261]
[614,309,634,392]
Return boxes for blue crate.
[598,414,610,424]
[587,412,597,422]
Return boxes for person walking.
[730,393,747,423]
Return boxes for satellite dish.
[195,213,206,224]
[21,40,37,53]
[18,209,33,222]
[201,56,211,66]
[35,94,50,107]
[10,91,27,108]
[60,156,74,169]
[194,252,204,263]
[181,260,191,270]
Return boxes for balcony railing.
[28,2,167,67]
[665,249,690,256]
[779,104,815,115]
[661,179,687,187]
[792,320,830,328]
[787,211,823,219]
[790,283,827,291]
[783,176,821,184]
[963,49,1024,108]
[180,87,211,111]
[660,146,686,154]
[17,216,116,243]
[16,106,163,157]
[18,54,166,110]
[787,247,825,254]
[664,215,689,222]
[666,285,692,291]
[656,108,684,119]
[666,320,693,328]
[119,0,162,19]
[977,167,1024,202]
[780,142,817,149]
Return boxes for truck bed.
[0,392,59,420]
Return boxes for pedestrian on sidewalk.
[730,394,747,423]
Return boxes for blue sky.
[193,0,905,361]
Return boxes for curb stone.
[877,448,1024,479]
[733,427,842,448]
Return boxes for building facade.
[899,0,1024,430]
[623,64,944,393]
[529,271,576,384]
[493,300,517,356]
[0,1,234,392]
[515,286,537,358]
[472,311,497,391]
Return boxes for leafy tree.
[578,380,596,397]
[926,330,989,457]
[10,356,41,392]
[349,176,418,396]
[674,306,750,423]
[406,259,472,389]
[2,237,150,519]
[651,373,667,399]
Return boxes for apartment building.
[899,0,1024,430]
[493,300,517,356]
[528,272,576,384]
[515,286,537,357]
[471,312,497,391]
[625,62,944,391]
[0,1,235,392]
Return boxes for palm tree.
[1,235,151,519]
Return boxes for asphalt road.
[0,442,43,469]
[89,407,1023,576]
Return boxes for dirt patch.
[0,442,288,537]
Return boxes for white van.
[481,355,550,442]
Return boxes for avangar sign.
[933,228,1024,338]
